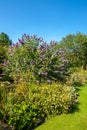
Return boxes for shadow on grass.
[69,102,80,114]
[69,85,84,114]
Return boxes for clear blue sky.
[0,0,87,43]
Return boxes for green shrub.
[2,82,77,130]
[0,109,3,120]
[8,102,46,130]
[67,68,87,87]
[0,81,12,122]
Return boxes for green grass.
[36,85,87,130]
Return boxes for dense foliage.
[0,81,77,130]
[0,32,12,82]
[5,34,69,83]
[0,32,12,46]
[0,32,87,130]
[59,33,87,69]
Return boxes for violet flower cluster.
[5,34,69,83]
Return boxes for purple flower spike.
[18,39,25,45]
[47,79,52,83]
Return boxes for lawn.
[36,85,87,130]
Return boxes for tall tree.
[59,33,87,69]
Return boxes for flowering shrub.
[5,34,69,83]
[5,34,40,82]
[35,43,68,82]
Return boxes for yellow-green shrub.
[67,68,87,86]
[14,82,77,114]
[30,83,77,115]
[4,82,77,130]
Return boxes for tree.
[0,32,12,46]
[59,33,87,69]
[75,33,87,69]
[82,42,87,69]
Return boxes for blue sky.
[0,0,87,43]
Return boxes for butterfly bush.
[35,42,68,82]
[5,34,68,83]
[5,34,40,82]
